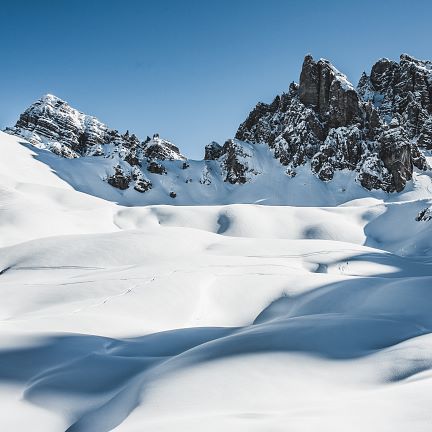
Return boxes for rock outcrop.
[106,165,131,190]
[416,207,432,222]
[298,55,363,128]
[218,139,257,184]
[204,141,224,160]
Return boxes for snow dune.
[1,132,432,431]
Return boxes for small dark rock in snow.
[416,207,432,222]
[147,161,167,175]
[134,179,152,193]
[107,165,131,190]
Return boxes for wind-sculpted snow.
[2,133,432,431]
[2,234,432,431]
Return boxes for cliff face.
[5,54,432,197]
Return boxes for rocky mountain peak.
[5,94,109,158]
[236,53,429,192]
[40,93,63,104]
[298,55,362,129]
[6,94,186,162]
[4,94,188,195]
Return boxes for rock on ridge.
[298,55,362,128]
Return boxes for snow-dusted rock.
[143,133,185,161]
[358,54,432,143]
[298,55,362,128]
[237,53,430,192]
[106,165,131,190]
[6,94,110,157]
[204,141,224,160]
[218,139,258,184]
[416,206,432,221]
[379,122,424,192]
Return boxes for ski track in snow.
[1,132,432,431]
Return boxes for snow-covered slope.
[2,129,432,432]
[5,130,432,207]
[2,52,432,432]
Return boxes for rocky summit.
[5,54,432,197]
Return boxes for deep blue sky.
[1,0,431,158]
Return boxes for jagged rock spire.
[298,55,362,128]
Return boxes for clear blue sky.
[1,0,431,158]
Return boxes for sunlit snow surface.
[1,131,432,431]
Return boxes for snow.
[5,130,420,207]
[320,58,355,91]
[1,131,432,431]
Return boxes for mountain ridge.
[4,53,432,203]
